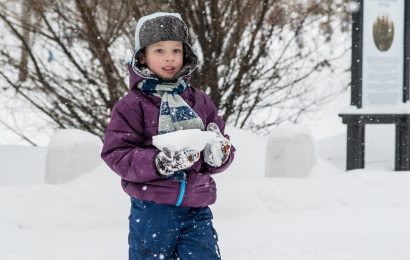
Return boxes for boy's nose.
[165,52,174,61]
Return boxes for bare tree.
[168,0,351,131]
[0,0,137,138]
[0,0,350,143]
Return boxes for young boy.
[101,12,235,259]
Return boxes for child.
[101,12,235,259]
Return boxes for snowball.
[152,129,218,151]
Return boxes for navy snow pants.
[128,197,221,259]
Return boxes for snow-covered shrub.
[265,125,316,178]
[45,129,102,184]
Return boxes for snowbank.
[0,145,47,187]
[1,126,410,259]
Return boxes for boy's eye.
[155,49,164,53]
[174,49,182,53]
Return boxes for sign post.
[339,0,410,170]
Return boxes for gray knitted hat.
[131,12,199,80]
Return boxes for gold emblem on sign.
[373,14,395,52]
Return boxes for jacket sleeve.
[101,100,160,183]
[200,92,235,175]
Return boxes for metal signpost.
[339,0,410,170]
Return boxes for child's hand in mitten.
[155,147,200,177]
[204,123,232,167]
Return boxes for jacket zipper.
[175,179,186,206]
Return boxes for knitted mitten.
[204,123,231,167]
[155,147,200,177]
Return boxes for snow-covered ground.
[1,125,410,260]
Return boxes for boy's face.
[140,40,184,80]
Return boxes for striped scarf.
[137,78,204,135]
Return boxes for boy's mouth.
[162,66,175,72]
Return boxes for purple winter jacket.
[101,65,235,207]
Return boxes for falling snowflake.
[348,1,360,13]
